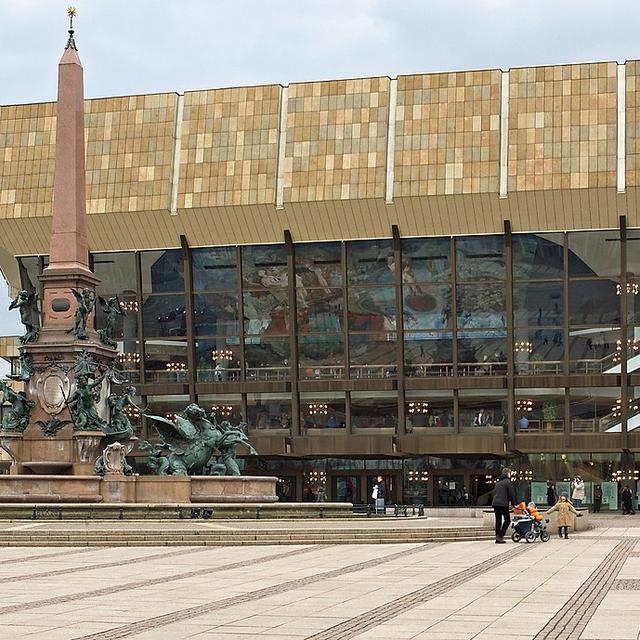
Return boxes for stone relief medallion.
[36,371,71,415]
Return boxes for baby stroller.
[511,502,550,543]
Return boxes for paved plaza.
[0,515,637,639]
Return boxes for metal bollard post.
[58,506,63,520]
[118,507,124,520]
[319,506,324,518]
[256,506,261,519]
[418,505,425,517]
[31,506,37,520]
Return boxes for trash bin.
[375,498,385,515]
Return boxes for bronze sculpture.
[9,290,39,344]
[70,287,95,340]
[66,370,108,432]
[97,295,125,348]
[140,403,257,476]
[0,380,35,432]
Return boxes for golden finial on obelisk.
[66,7,78,50]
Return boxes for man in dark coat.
[621,485,635,515]
[492,467,516,543]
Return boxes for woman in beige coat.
[546,495,579,539]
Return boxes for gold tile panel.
[0,102,56,219]
[508,62,617,191]
[178,85,281,208]
[395,70,501,196]
[85,93,176,214]
[283,77,389,202]
[0,94,176,220]
[626,60,640,187]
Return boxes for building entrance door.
[333,476,360,503]
[471,474,496,506]
[435,475,465,506]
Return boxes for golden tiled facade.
[283,77,389,202]
[85,93,176,214]
[178,85,281,208]
[626,61,640,187]
[508,62,617,191]
[0,102,56,219]
[1,59,638,234]
[395,70,501,196]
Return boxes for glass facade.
[16,228,640,486]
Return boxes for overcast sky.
[1,0,639,371]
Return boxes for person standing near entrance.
[622,485,635,515]
[492,468,516,544]
[571,476,585,508]
[546,481,557,507]
[593,484,603,513]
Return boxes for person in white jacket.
[571,476,585,508]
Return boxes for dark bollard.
[203,509,213,519]
[31,506,37,520]
[319,506,324,518]
[177,506,184,519]
[118,507,124,520]
[418,505,425,517]
[190,508,200,519]
[403,506,408,517]
[58,506,63,520]
[256,506,261,519]
[393,504,399,517]
[366,505,371,517]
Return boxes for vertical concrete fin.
[275,86,289,210]
[169,93,185,214]
[617,63,626,194]
[499,70,510,199]
[385,78,398,204]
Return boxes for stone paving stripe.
[70,543,437,640]
[0,545,215,584]
[0,547,102,565]
[0,544,328,617]
[532,539,636,640]
[303,544,531,640]
[611,579,640,590]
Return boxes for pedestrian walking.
[547,495,580,539]
[621,485,635,515]
[492,467,516,544]
[546,480,557,507]
[593,484,602,513]
[571,476,585,508]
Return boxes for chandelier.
[611,398,640,418]
[613,338,640,362]
[119,300,139,312]
[408,401,429,414]
[211,405,233,417]
[308,403,328,416]
[514,340,533,354]
[123,405,140,419]
[616,282,639,296]
[407,470,429,482]
[212,349,233,361]
[118,352,140,364]
[515,399,533,413]
[166,362,187,372]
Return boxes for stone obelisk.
[16,9,116,477]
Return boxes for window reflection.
[515,389,564,432]
[456,235,504,281]
[514,329,563,375]
[300,392,346,430]
[348,287,396,331]
[459,391,507,431]
[298,334,344,379]
[245,338,290,381]
[513,281,563,326]
[401,237,450,283]
[568,231,620,278]
[458,332,507,376]
[569,328,620,374]
[404,284,451,330]
[144,341,188,383]
[347,240,394,285]
[140,250,184,293]
[242,245,288,289]
[295,242,342,287]
[350,333,397,379]
[193,293,239,337]
[568,279,619,325]
[404,333,453,377]
[405,391,453,430]
[297,289,343,333]
[195,339,241,382]
[247,393,291,432]
[243,291,289,335]
[351,391,397,431]
[457,284,506,329]
[512,233,564,280]
[570,387,619,433]
[142,294,187,337]
[192,247,237,291]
